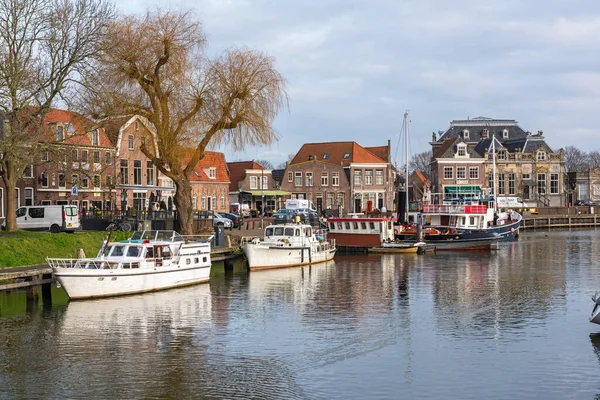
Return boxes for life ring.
[394,226,401,235]
[510,228,514,233]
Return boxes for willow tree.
[0,0,114,231]
[86,10,287,234]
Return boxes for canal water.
[1,229,600,399]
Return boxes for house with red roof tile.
[227,161,291,215]
[9,109,117,213]
[280,141,396,215]
[186,150,231,213]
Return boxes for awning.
[443,185,482,194]
[241,190,291,196]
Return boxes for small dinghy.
[590,292,600,325]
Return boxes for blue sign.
[71,186,78,195]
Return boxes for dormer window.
[498,151,506,160]
[502,129,509,139]
[343,153,350,159]
[66,124,75,134]
[57,126,64,141]
[463,129,470,139]
[537,151,546,161]
[456,143,467,157]
[92,129,99,146]
[208,167,216,179]
[323,153,329,159]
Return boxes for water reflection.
[3,231,600,399]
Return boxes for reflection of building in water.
[431,240,567,336]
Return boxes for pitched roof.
[181,150,230,183]
[226,160,266,192]
[42,109,112,147]
[365,145,389,162]
[290,141,386,166]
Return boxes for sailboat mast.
[491,134,497,212]
[404,111,409,223]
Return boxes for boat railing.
[180,234,214,243]
[422,205,487,215]
[47,257,144,270]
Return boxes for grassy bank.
[0,230,130,269]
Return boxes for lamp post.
[261,169,264,229]
[121,189,127,218]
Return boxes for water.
[1,229,600,399]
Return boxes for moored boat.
[591,292,600,325]
[48,230,213,300]
[327,216,396,252]
[241,223,336,271]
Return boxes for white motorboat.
[47,230,213,300]
[591,292,600,325]
[241,223,336,271]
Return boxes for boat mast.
[404,111,409,223]
[491,133,497,212]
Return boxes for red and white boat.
[326,216,396,252]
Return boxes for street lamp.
[121,189,127,217]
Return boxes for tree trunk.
[3,166,18,232]
[173,177,194,235]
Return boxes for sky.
[114,0,600,168]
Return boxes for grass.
[0,230,130,269]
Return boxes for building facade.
[431,117,565,207]
[281,141,396,215]
[188,151,230,213]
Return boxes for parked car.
[193,210,232,229]
[575,200,599,206]
[272,209,296,220]
[219,212,243,228]
[1,205,80,233]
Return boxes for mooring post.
[41,273,52,306]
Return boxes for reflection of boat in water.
[241,223,336,270]
[59,284,213,336]
[369,241,434,254]
[590,292,600,324]
[48,230,212,299]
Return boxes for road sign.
[71,186,78,195]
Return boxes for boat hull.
[369,245,420,254]
[423,235,500,251]
[53,265,211,300]
[243,244,336,270]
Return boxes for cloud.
[114,0,600,166]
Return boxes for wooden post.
[41,273,52,307]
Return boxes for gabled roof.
[473,136,505,157]
[181,149,230,183]
[227,160,266,192]
[365,145,389,162]
[433,136,484,159]
[438,117,529,143]
[411,170,431,187]
[503,135,555,154]
[42,109,112,147]
[290,141,386,166]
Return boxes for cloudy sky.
[114,0,600,168]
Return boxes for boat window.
[194,257,199,263]
[186,258,191,265]
[345,222,351,230]
[353,221,359,229]
[203,257,207,262]
[378,223,383,233]
[127,246,141,257]
[145,247,154,258]
[110,246,125,257]
[369,222,375,230]
[329,222,335,230]
[274,227,284,235]
[265,228,274,237]
[295,229,300,236]
[361,222,367,230]
[304,228,312,236]
[469,216,476,226]
[337,223,342,230]
[388,221,392,230]
[285,227,294,236]
[162,246,171,259]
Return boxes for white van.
[1,205,80,233]
[495,196,532,209]
[285,199,317,212]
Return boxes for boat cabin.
[326,217,395,249]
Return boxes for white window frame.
[550,173,559,194]
[128,134,134,150]
[305,172,313,187]
[92,129,99,145]
[456,167,466,180]
[443,167,453,179]
[288,172,293,182]
[321,173,328,186]
[537,151,546,161]
[24,187,34,206]
[332,172,340,186]
[22,164,33,178]
[365,170,373,185]
[250,176,258,189]
[295,172,302,186]
[457,144,467,157]
[209,167,216,179]
[375,170,383,185]
[41,172,49,188]
[469,167,479,180]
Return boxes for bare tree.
[276,152,295,169]
[409,150,432,180]
[254,159,274,170]
[564,145,589,173]
[0,0,114,231]
[84,10,287,234]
